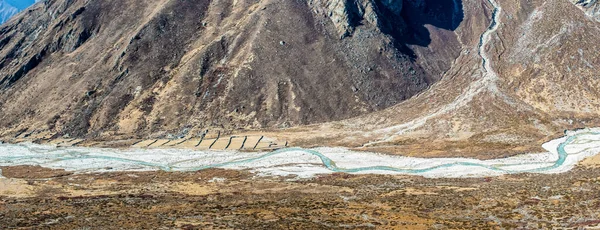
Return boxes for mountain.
[0,0,599,159]
[0,0,464,138]
[279,0,600,158]
[0,0,36,24]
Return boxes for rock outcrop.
[307,0,404,39]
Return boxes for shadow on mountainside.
[402,0,464,46]
[372,0,464,58]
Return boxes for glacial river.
[1,128,599,178]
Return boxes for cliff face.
[308,0,405,39]
[0,0,464,138]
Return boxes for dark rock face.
[0,0,464,138]
[309,0,463,46]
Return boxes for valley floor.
[1,129,600,228]
[2,128,600,179]
[1,164,600,229]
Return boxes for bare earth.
[1,165,600,229]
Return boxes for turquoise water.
[1,131,597,177]
[181,134,576,174]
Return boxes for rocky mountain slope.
[258,0,600,158]
[0,0,464,139]
[1,0,599,159]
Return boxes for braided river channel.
[1,128,600,178]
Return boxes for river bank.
[1,128,599,179]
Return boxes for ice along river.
[1,128,600,178]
